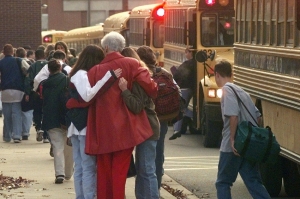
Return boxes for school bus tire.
[259,156,282,197]
[202,103,222,148]
[282,157,300,197]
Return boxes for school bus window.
[286,1,294,45]
[277,1,285,46]
[262,0,271,45]
[129,19,143,46]
[201,15,217,46]
[153,22,164,48]
[164,9,185,45]
[201,12,234,47]
[244,0,251,43]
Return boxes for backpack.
[153,67,181,121]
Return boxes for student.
[0,44,29,143]
[214,60,271,199]
[34,50,72,156]
[169,47,197,140]
[24,49,49,142]
[15,47,34,141]
[42,59,73,184]
[120,47,160,199]
[85,31,157,199]
[136,45,178,190]
[66,44,122,199]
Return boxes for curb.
[162,175,199,199]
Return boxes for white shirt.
[67,70,112,137]
[33,60,72,91]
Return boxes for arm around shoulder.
[134,67,157,99]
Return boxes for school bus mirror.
[195,51,208,63]
[145,28,151,46]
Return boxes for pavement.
[0,122,199,199]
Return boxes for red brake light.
[206,0,216,6]
[43,36,52,43]
[224,22,231,29]
[156,8,164,17]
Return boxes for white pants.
[48,128,74,178]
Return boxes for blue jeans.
[71,135,96,199]
[215,152,271,199]
[135,140,159,199]
[2,102,22,141]
[155,121,168,189]
[22,110,33,137]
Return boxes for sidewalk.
[0,126,181,198]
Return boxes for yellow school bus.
[63,24,104,54]
[164,0,234,147]
[103,11,131,46]
[41,30,66,45]
[234,0,300,197]
[129,3,165,66]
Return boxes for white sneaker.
[43,138,50,143]
[36,130,43,142]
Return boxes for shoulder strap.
[226,85,259,126]
[15,57,25,77]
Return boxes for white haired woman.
[85,31,158,199]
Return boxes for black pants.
[33,94,49,139]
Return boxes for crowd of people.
[0,31,271,199]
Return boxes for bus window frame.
[152,20,164,48]
[200,10,234,47]
[237,0,300,48]
[129,18,144,47]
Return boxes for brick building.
[0,0,41,50]
[0,0,162,50]
[41,0,161,31]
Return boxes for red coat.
[85,52,158,155]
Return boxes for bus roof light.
[219,0,229,6]
[206,0,216,6]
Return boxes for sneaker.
[13,139,21,143]
[169,131,181,140]
[43,138,50,143]
[49,145,54,157]
[55,175,64,184]
[22,135,28,140]
[36,130,43,142]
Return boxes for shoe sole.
[14,140,21,143]
[55,178,64,184]
[43,140,50,143]
[169,133,181,140]
[22,137,28,140]
[36,132,43,142]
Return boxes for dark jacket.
[0,56,25,91]
[173,58,196,90]
[24,60,48,95]
[42,72,68,131]
[121,82,160,140]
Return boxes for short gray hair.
[101,31,125,52]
